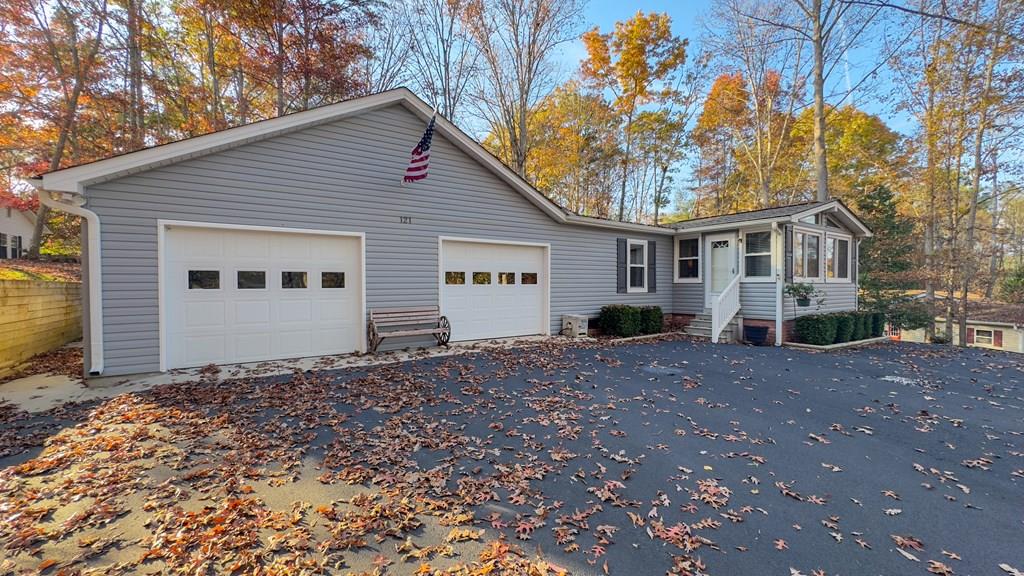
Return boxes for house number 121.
[399,216,412,224]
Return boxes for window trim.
[824,232,852,283]
[673,235,701,284]
[974,328,994,346]
[741,228,774,283]
[626,238,648,293]
[793,226,824,283]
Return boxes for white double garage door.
[162,224,548,369]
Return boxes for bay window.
[794,230,822,281]
[826,235,850,281]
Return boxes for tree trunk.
[617,109,634,221]
[811,0,829,202]
[126,0,145,149]
[959,0,1002,345]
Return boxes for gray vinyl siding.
[783,281,857,319]
[85,103,673,375]
[673,283,704,314]
[739,283,777,320]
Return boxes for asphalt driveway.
[1,338,1021,575]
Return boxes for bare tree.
[463,0,582,176]
[359,2,411,93]
[404,0,480,121]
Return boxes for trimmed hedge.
[871,312,885,337]
[834,313,855,343]
[795,311,882,346]
[795,314,838,345]
[851,312,867,341]
[599,305,665,337]
[639,306,664,335]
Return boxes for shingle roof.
[668,201,825,230]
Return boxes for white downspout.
[773,222,783,346]
[29,181,104,375]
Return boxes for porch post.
[773,223,784,346]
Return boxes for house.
[27,88,871,377]
[0,203,36,259]
[900,301,1024,353]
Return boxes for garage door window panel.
[473,272,491,285]
[322,272,345,288]
[445,271,466,285]
[521,273,538,285]
[498,272,516,285]
[282,271,308,289]
[237,270,266,290]
[189,270,220,290]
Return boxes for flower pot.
[796,297,811,307]
[744,325,770,346]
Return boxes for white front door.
[440,239,548,341]
[705,232,737,307]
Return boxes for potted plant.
[785,282,818,307]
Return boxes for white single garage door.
[440,239,547,341]
[163,225,363,369]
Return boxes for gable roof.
[669,199,872,237]
[31,88,673,236]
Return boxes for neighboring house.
[901,301,1024,353]
[28,88,871,377]
[0,204,36,259]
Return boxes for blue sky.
[551,0,917,135]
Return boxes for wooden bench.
[367,305,451,353]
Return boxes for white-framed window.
[0,233,7,260]
[794,229,822,281]
[236,270,268,290]
[825,234,851,282]
[675,236,700,283]
[975,329,994,346]
[743,230,772,280]
[627,239,647,292]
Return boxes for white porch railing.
[711,274,742,343]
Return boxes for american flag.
[403,115,436,183]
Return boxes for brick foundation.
[740,318,794,345]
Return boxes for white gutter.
[773,222,784,346]
[28,179,104,375]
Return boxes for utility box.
[562,314,589,338]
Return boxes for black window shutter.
[784,224,794,282]
[647,240,657,293]
[616,238,627,294]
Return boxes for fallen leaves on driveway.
[0,338,1021,575]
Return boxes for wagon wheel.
[368,320,380,353]
[436,316,451,346]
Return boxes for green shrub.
[851,312,867,341]
[871,312,885,337]
[599,305,641,337]
[795,314,838,345]
[639,306,664,335]
[834,313,855,343]
[860,313,873,339]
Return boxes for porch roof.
[667,199,872,237]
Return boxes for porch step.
[684,313,741,342]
